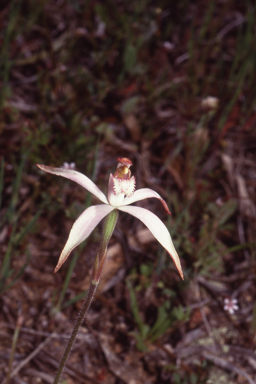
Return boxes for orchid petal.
[108,173,125,207]
[37,164,108,204]
[118,205,183,279]
[121,188,171,215]
[55,204,114,272]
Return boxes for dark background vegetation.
[1,0,256,383]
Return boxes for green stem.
[53,209,119,384]
[6,314,23,384]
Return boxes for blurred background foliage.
[1,0,256,383]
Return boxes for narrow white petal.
[120,188,171,215]
[37,164,108,204]
[55,204,114,272]
[118,205,183,278]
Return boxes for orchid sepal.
[120,187,172,215]
[118,205,183,279]
[54,204,114,272]
[37,164,108,204]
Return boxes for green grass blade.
[0,221,17,292]
[62,290,89,309]
[11,155,27,211]
[4,252,31,293]
[127,279,147,337]
[55,252,79,313]
[15,210,41,246]
[0,157,4,216]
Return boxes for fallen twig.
[202,351,256,384]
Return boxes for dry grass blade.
[2,337,52,384]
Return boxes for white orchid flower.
[37,157,183,278]
[38,157,183,383]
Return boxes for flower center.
[113,157,136,197]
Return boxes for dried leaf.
[235,174,256,217]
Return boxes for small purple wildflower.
[224,298,239,315]
[62,162,76,170]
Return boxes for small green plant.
[193,199,237,276]
[127,279,190,351]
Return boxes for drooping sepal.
[54,204,114,272]
[119,187,172,215]
[118,205,183,279]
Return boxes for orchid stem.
[53,209,119,384]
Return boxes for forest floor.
[0,1,256,383]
